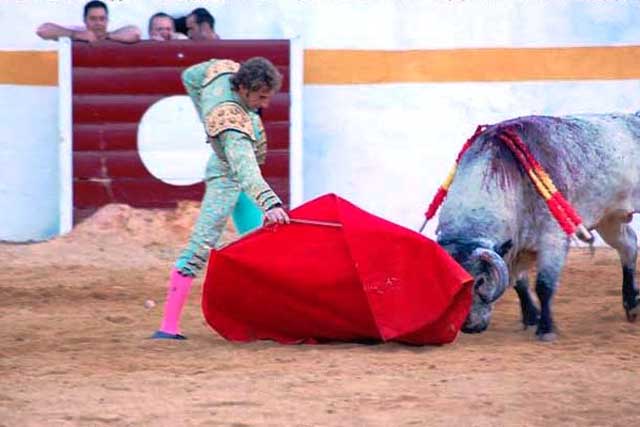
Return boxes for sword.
[289,218,342,228]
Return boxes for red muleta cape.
[202,194,473,345]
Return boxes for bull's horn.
[469,247,509,303]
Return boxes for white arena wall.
[1,0,639,242]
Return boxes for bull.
[436,112,640,341]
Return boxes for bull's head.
[438,238,512,333]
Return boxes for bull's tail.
[573,228,596,257]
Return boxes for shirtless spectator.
[36,0,141,43]
[148,12,188,41]
[185,8,220,41]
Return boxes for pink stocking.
[158,268,194,335]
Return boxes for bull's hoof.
[535,321,556,341]
[625,306,639,322]
[522,322,537,331]
[521,304,540,330]
[523,317,539,329]
[536,332,557,342]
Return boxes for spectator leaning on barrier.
[152,57,289,340]
[36,0,141,43]
[186,7,220,40]
[148,12,188,41]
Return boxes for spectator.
[186,7,220,40]
[148,12,188,41]
[174,16,188,38]
[36,0,141,43]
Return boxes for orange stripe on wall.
[3,46,639,86]
[304,46,640,84]
[0,51,57,86]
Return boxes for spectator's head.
[231,57,283,111]
[174,16,188,37]
[83,1,108,37]
[148,12,175,41]
[186,8,218,40]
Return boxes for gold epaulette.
[205,102,256,141]
[202,59,240,87]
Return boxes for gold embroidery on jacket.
[254,119,268,164]
[202,60,240,87]
[205,102,256,141]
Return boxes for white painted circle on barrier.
[137,95,210,186]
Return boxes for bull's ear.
[495,239,513,257]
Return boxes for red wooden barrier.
[72,40,291,213]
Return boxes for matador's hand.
[265,207,290,225]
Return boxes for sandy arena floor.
[1,203,639,427]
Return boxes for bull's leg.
[535,235,570,341]
[596,218,640,322]
[513,274,539,329]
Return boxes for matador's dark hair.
[231,57,282,93]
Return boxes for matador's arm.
[220,130,282,211]
[181,61,212,119]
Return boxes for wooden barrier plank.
[74,177,290,209]
[258,93,289,121]
[73,94,164,123]
[264,122,290,150]
[104,151,147,178]
[73,40,290,67]
[73,66,290,94]
[74,149,289,179]
[260,149,290,177]
[73,180,112,208]
[73,152,104,178]
[74,123,137,151]
[110,178,203,207]
[74,93,289,123]
[74,121,289,151]
[108,178,287,207]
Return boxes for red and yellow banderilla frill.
[422,126,593,243]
